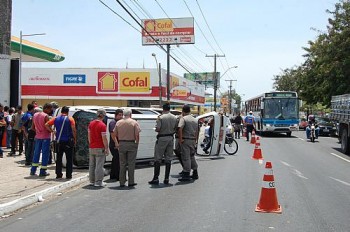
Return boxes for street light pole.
[152,53,162,107]
[19,31,46,106]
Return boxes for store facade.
[21,68,205,108]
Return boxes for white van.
[53,106,158,167]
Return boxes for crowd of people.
[0,101,201,188]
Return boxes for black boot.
[178,172,191,181]
[191,170,199,180]
[148,162,160,185]
[164,163,171,184]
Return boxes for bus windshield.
[263,98,298,119]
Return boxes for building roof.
[10,36,65,62]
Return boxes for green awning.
[10,36,65,62]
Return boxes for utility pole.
[225,79,237,115]
[206,54,225,111]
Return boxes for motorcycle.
[309,123,317,142]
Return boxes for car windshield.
[316,117,330,124]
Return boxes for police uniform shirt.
[156,112,177,135]
[178,115,197,139]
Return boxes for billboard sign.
[142,17,194,45]
[184,72,220,87]
[63,74,86,84]
[119,72,150,93]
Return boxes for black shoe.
[56,174,63,179]
[39,172,50,177]
[163,179,170,185]
[178,172,191,181]
[30,172,36,176]
[179,171,185,175]
[128,183,137,187]
[0,154,3,158]
[66,176,72,180]
[191,170,199,180]
[120,184,126,187]
[148,179,159,185]
[25,162,31,166]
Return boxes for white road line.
[293,169,308,179]
[329,177,350,187]
[280,161,292,167]
[298,137,304,141]
[330,153,350,163]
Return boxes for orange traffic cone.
[250,130,256,144]
[255,162,282,213]
[252,136,263,160]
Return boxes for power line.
[121,0,143,21]
[154,0,212,73]
[107,0,193,74]
[195,0,236,80]
[131,0,153,19]
[154,0,171,18]
[99,0,140,32]
[183,0,218,54]
[128,0,150,19]
[195,0,225,55]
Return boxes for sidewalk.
[0,147,89,216]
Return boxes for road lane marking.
[330,153,350,163]
[298,137,305,141]
[329,177,350,187]
[280,161,292,167]
[293,169,308,180]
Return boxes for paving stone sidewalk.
[0,148,88,206]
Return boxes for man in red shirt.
[88,108,109,187]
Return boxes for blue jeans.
[306,127,319,139]
[31,138,51,175]
[6,129,12,148]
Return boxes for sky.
[11,0,339,101]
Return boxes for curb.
[0,174,89,217]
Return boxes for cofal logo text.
[119,72,150,93]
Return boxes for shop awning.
[10,36,65,62]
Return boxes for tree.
[273,0,350,107]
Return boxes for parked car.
[150,107,182,115]
[299,118,308,130]
[315,117,337,136]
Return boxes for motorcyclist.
[306,115,319,139]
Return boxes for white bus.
[245,91,300,136]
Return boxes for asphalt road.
[1,131,350,232]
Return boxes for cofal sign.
[142,17,195,45]
[119,72,150,93]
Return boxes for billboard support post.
[167,44,170,101]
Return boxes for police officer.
[178,105,199,181]
[149,103,177,185]
[244,111,256,141]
